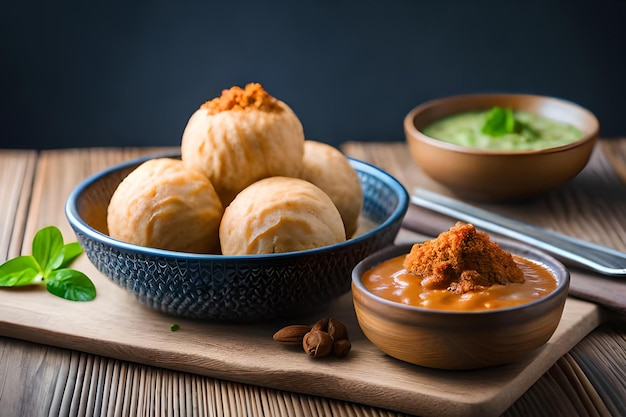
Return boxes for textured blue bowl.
[65,153,409,322]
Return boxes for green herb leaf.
[60,242,84,268]
[0,225,95,301]
[32,226,65,274]
[170,324,180,332]
[46,268,97,301]
[481,106,516,137]
[0,255,41,286]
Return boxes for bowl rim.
[352,240,570,316]
[65,152,410,261]
[403,93,600,156]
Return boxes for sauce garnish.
[362,254,558,312]
[422,109,583,151]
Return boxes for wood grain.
[0,150,36,260]
[1,321,623,417]
[21,147,172,252]
[0,141,625,417]
[0,336,410,417]
[602,140,626,185]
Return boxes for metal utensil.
[411,188,626,277]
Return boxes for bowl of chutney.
[403,93,599,202]
[351,223,570,370]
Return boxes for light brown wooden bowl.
[403,93,599,202]
[351,242,569,370]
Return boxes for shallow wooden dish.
[351,242,570,370]
[403,93,599,201]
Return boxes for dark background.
[2,0,625,150]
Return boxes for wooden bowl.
[403,94,599,202]
[351,242,570,370]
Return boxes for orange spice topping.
[201,83,283,115]
[403,222,526,294]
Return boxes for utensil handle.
[411,188,626,277]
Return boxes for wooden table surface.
[1,140,625,417]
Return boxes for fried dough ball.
[219,177,346,255]
[403,222,525,294]
[297,140,363,238]
[107,158,224,254]
[181,83,305,206]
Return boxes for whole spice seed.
[303,330,333,358]
[333,338,352,358]
[273,318,352,359]
[311,318,330,333]
[273,324,312,345]
[328,318,348,341]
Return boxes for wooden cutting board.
[0,261,603,417]
[0,147,611,417]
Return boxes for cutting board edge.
[0,297,604,417]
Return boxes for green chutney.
[422,110,584,151]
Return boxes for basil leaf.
[481,106,516,137]
[46,268,97,301]
[0,255,41,286]
[32,226,65,274]
[517,121,541,141]
[2,226,95,301]
[60,242,84,268]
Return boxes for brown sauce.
[362,254,558,312]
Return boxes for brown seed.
[273,325,312,345]
[311,318,329,333]
[333,338,352,358]
[302,330,333,358]
[327,318,348,341]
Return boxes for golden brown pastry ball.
[107,158,224,254]
[180,83,305,206]
[298,140,363,238]
[219,176,346,255]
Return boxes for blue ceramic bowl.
[65,153,409,322]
